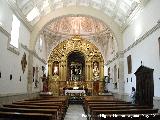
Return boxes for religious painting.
[21,52,27,73]
[114,65,117,83]
[33,67,35,82]
[108,67,110,78]
[52,61,59,76]
[118,68,119,79]
[10,74,12,80]
[127,55,132,74]
[35,67,39,88]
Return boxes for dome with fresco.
[44,16,109,36]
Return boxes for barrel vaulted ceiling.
[7,0,149,63]
[8,0,149,28]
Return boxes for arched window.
[39,35,43,52]
[10,14,20,48]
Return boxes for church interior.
[0,0,160,119]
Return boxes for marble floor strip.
[64,105,87,120]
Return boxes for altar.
[65,89,85,95]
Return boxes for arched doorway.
[67,51,85,81]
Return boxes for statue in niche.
[42,74,48,92]
[93,62,100,95]
[21,52,27,73]
[70,63,82,81]
[93,62,99,81]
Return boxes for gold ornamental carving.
[48,35,104,95]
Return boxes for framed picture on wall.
[127,55,132,74]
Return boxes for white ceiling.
[8,0,149,28]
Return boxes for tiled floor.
[64,105,87,120]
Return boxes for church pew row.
[24,96,68,101]
[3,104,61,119]
[15,98,68,113]
[22,97,68,106]
[14,102,66,114]
[83,96,130,111]
[0,107,58,120]
[0,111,53,120]
[89,106,153,116]
[83,96,159,120]
[12,102,65,119]
[84,102,134,114]
[84,96,115,101]
[84,103,152,118]
[0,96,69,120]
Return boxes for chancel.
[0,0,160,120]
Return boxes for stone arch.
[30,6,123,52]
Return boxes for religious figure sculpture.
[93,62,99,81]
[42,74,48,92]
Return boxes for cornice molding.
[0,25,10,37]
[123,22,160,54]
[106,21,160,66]
[21,44,47,65]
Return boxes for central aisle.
[64,105,87,120]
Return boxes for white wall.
[123,0,160,97]
[0,0,47,95]
[0,0,30,95]
[32,35,47,93]
[123,0,160,50]
[104,59,120,93]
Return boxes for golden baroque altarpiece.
[48,35,104,95]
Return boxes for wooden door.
[135,65,154,106]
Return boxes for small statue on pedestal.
[42,74,48,92]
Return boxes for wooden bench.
[3,104,62,120]
[0,107,58,120]
[12,102,65,119]
[84,103,138,115]
[0,111,53,120]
